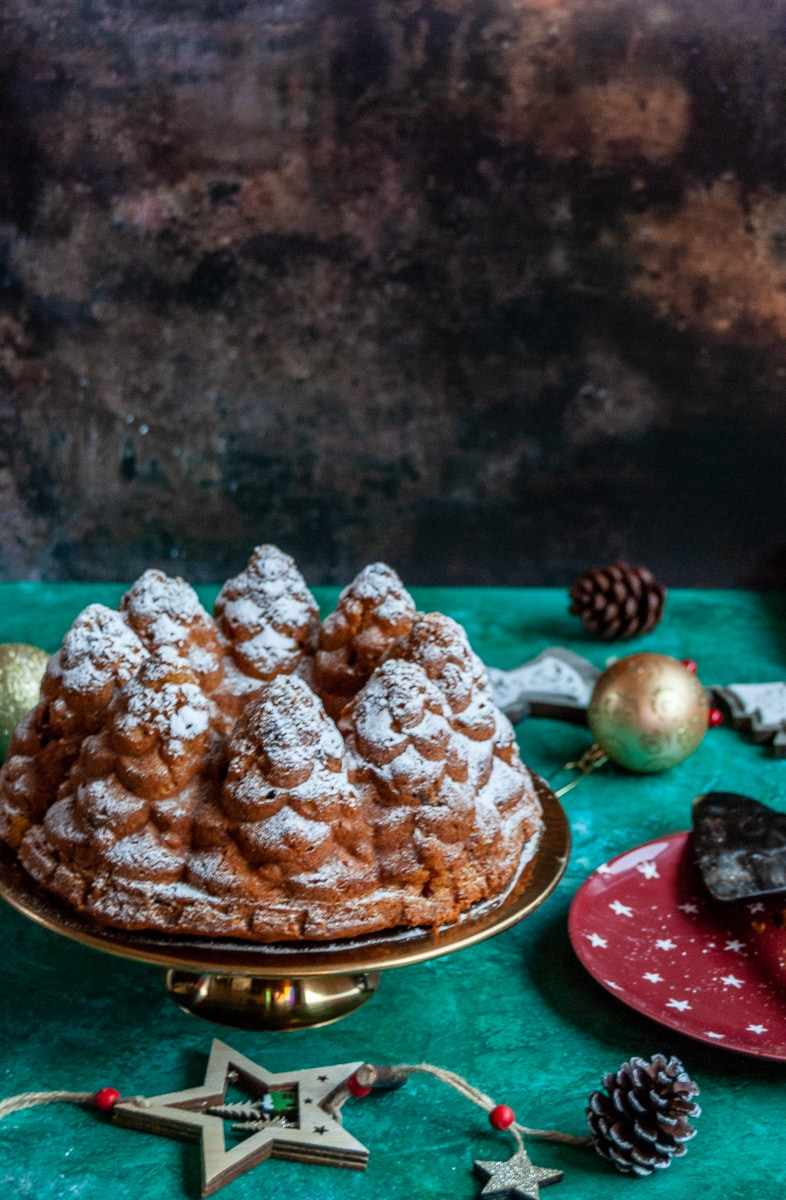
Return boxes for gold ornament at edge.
[587,653,708,773]
[0,643,49,762]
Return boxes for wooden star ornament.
[474,1149,563,1200]
[112,1039,368,1196]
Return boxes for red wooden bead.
[346,1073,372,1098]
[708,707,724,727]
[489,1104,515,1130]
[681,659,698,674]
[94,1087,121,1112]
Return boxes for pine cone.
[586,1054,700,1177]
[568,561,665,640]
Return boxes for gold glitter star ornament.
[112,1040,368,1196]
[475,1149,563,1200]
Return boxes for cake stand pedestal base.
[0,781,569,1033]
[165,968,382,1030]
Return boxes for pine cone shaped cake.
[587,1054,701,1176]
[215,543,320,685]
[0,546,544,942]
[0,604,148,850]
[569,561,665,640]
[19,648,215,923]
[314,561,417,719]
[121,570,224,691]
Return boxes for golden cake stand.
[0,779,568,1031]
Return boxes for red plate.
[569,832,786,1061]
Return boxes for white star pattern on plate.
[596,863,612,875]
[585,932,607,948]
[636,861,659,879]
[569,832,786,1061]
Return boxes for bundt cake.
[0,546,544,941]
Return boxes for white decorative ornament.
[486,647,600,723]
[713,681,786,754]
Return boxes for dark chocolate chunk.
[692,791,786,901]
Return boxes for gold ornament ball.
[587,653,708,773]
[0,643,50,762]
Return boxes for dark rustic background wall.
[0,0,784,586]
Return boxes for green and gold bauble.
[0,643,50,761]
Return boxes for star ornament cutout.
[475,1149,563,1199]
[112,1040,368,1196]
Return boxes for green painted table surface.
[2,584,786,1200]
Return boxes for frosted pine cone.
[587,1054,700,1177]
[569,561,665,640]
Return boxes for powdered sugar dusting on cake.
[74,777,149,832]
[122,570,204,624]
[314,562,417,720]
[215,544,319,680]
[244,804,332,857]
[221,676,359,818]
[347,659,453,768]
[112,651,211,758]
[241,675,345,775]
[55,604,148,697]
[215,673,376,897]
[100,827,185,881]
[120,571,224,688]
[336,562,416,628]
[0,545,543,943]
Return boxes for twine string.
[0,1091,96,1120]
[0,1067,593,1150]
[391,1064,592,1148]
[332,1063,593,1150]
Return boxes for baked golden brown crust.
[0,546,543,941]
[314,562,417,719]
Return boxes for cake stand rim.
[0,778,569,977]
